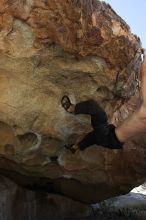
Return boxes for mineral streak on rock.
[0,0,145,203]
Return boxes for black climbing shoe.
[65,144,79,154]
[61,96,75,113]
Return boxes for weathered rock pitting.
[0,0,145,204]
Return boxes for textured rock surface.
[0,0,145,204]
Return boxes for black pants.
[74,100,123,150]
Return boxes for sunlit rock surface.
[0,0,145,204]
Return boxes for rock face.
[0,0,145,204]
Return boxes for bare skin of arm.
[115,50,146,142]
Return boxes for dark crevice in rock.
[50,156,58,162]
[17,132,38,146]
[17,132,42,155]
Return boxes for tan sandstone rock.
[0,0,145,203]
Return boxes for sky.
[102,0,146,48]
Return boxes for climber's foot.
[61,96,75,113]
[65,144,80,154]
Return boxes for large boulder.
[0,0,145,203]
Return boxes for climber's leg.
[62,96,119,152]
[74,100,108,130]
[75,101,124,149]
[61,96,107,128]
[78,130,97,150]
[66,130,97,153]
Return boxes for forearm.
[115,106,146,142]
